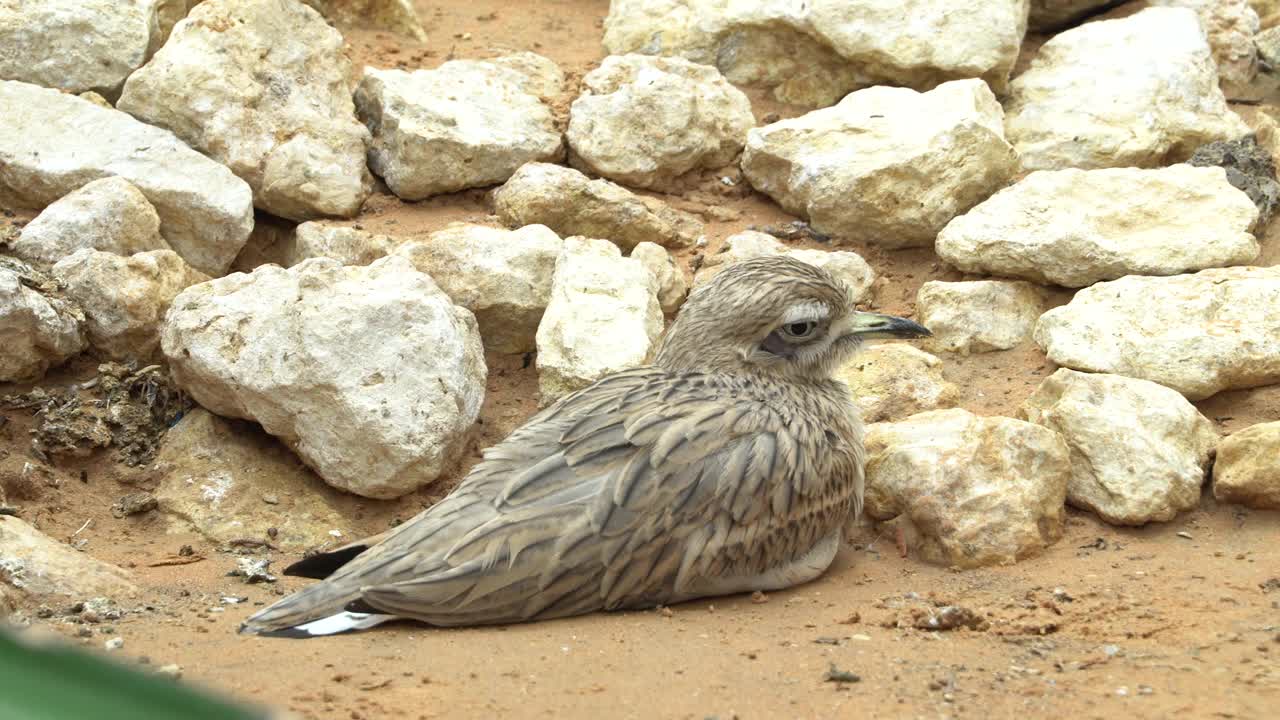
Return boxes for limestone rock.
[1034,267,1280,400]
[300,0,427,41]
[1213,421,1280,509]
[631,242,688,315]
[1022,369,1218,525]
[0,81,254,277]
[492,162,702,250]
[161,256,486,499]
[938,165,1261,287]
[0,516,136,602]
[567,55,754,190]
[694,231,875,302]
[1006,8,1250,171]
[10,177,169,266]
[356,54,564,200]
[863,409,1070,568]
[1151,0,1260,88]
[118,0,373,221]
[0,0,164,99]
[836,345,958,423]
[741,80,1018,248]
[153,409,355,551]
[394,224,563,354]
[0,262,86,382]
[288,222,402,267]
[535,237,663,403]
[1188,136,1280,223]
[916,280,1045,354]
[51,249,208,361]
[604,0,1030,106]
[1029,1,1120,31]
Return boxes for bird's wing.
[346,366,841,625]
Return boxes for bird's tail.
[238,582,392,638]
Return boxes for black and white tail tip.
[240,612,396,639]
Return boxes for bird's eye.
[781,321,817,339]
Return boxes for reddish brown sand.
[3,2,1279,718]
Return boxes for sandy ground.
[2,1,1279,718]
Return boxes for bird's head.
[654,255,930,381]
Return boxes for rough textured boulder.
[916,280,1045,354]
[0,0,164,99]
[604,0,1031,106]
[742,80,1018,248]
[835,345,958,423]
[118,0,373,221]
[863,409,1070,568]
[492,162,702,250]
[288,222,402,267]
[161,256,486,499]
[0,81,254,277]
[0,262,86,382]
[52,249,208,361]
[394,224,563,354]
[153,409,355,551]
[10,177,170,266]
[300,0,427,40]
[567,55,754,189]
[1022,369,1217,525]
[631,241,688,315]
[1006,8,1250,171]
[694,232,875,303]
[1034,267,1280,400]
[356,54,564,200]
[936,166,1260,287]
[1188,136,1280,223]
[1029,1,1120,31]
[1213,421,1280,510]
[0,517,136,602]
[1150,0,1260,88]
[536,237,663,403]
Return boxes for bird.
[239,255,930,637]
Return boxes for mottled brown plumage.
[240,256,928,636]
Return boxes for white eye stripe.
[781,302,830,326]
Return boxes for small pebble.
[157,664,183,679]
[1176,531,1193,540]
[104,637,124,651]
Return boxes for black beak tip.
[892,317,931,339]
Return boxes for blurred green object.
[0,626,276,720]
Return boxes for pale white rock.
[630,241,688,315]
[356,54,565,200]
[741,80,1018,248]
[299,0,427,41]
[288,222,402,267]
[1213,421,1280,510]
[161,256,486,499]
[937,166,1260,287]
[10,177,169,266]
[1034,267,1280,399]
[693,231,875,302]
[567,54,754,190]
[153,409,355,551]
[117,0,373,221]
[0,263,86,382]
[604,0,1030,106]
[52,249,208,361]
[0,0,163,99]
[1150,0,1260,88]
[916,280,1045,354]
[492,162,702,250]
[0,81,254,277]
[394,223,563,354]
[535,237,663,403]
[835,345,958,424]
[1029,1,1118,31]
[1006,8,1250,171]
[863,409,1070,568]
[1022,369,1217,525]
[0,517,136,602]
